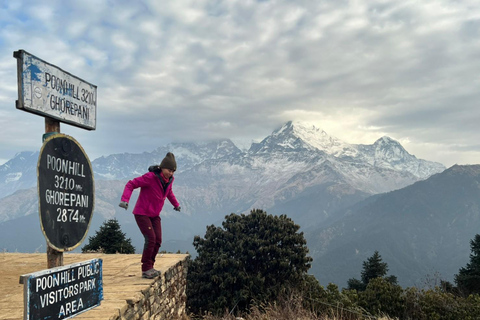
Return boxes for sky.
[1,0,479,167]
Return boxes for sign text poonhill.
[14,49,97,130]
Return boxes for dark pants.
[134,215,162,272]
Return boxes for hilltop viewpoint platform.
[0,253,189,320]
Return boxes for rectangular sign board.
[14,49,97,130]
[20,259,103,320]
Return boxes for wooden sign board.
[20,259,103,320]
[38,134,94,251]
[14,49,97,130]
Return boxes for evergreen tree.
[186,209,313,316]
[82,218,135,254]
[455,234,480,295]
[347,250,397,291]
[361,250,389,284]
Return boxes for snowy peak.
[359,136,445,178]
[286,121,346,152]
[374,136,406,151]
[0,151,38,172]
[250,121,350,155]
[372,136,413,163]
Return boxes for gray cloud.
[0,0,479,166]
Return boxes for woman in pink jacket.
[119,152,181,279]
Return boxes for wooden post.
[44,117,63,268]
[47,246,63,268]
[45,117,60,136]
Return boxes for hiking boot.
[142,268,160,279]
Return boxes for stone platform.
[0,252,189,320]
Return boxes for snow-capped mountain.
[0,151,39,198]
[357,136,445,178]
[92,139,242,180]
[251,121,444,180]
[0,121,445,216]
[242,121,444,196]
[250,121,355,156]
[0,120,446,252]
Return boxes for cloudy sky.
[1,0,479,167]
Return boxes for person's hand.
[174,206,181,212]
[119,201,128,210]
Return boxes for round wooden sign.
[37,133,95,251]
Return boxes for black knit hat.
[160,152,177,171]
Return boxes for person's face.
[161,168,174,179]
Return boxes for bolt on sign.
[14,49,97,130]
[38,133,94,251]
[20,259,103,320]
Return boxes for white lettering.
[78,264,99,279]
[46,155,86,177]
[45,190,89,208]
[57,298,84,318]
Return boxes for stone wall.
[115,257,188,320]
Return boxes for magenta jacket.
[120,172,180,217]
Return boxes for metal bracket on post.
[42,131,59,142]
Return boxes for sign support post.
[45,118,63,269]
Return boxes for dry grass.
[190,297,395,320]
[197,310,393,320]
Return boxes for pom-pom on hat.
[160,152,177,171]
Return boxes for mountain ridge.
[307,164,480,287]
[0,120,456,287]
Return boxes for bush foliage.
[186,212,480,319]
[187,209,313,316]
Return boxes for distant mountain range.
[1,120,471,288]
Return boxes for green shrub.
[403,286,480,320]
[187,210,312,316]
[358,277,405,318]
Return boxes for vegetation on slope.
[186,210,480,319]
